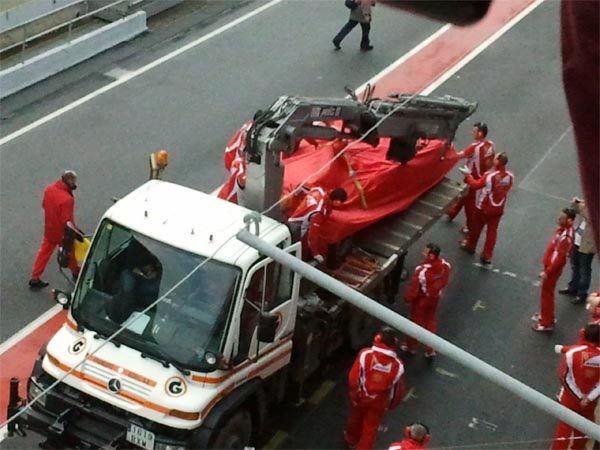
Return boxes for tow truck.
[7,91,475,449]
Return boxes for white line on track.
[0,304,62,356]
[422,0,545,95]
[0,0,285,147]
[519,125,573,187]
[0,0,546,363]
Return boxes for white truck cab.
[28,180,301,449]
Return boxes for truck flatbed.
[326,177,465,293]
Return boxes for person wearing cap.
[531,207,576,331]
[388,422,431,449]
[446,122,495,234]
[29,171,80,289]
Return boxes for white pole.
[237,229,600,439]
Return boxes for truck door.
[235,243,300,363]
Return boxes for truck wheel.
[347,308,382,351]
[210,409,252,449]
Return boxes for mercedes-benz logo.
[107,378,121,393]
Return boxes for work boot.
[332,39,341,50]
[571,295,585,304]
[558,287,576,296]
[360,45,374,51]
[479,257,492,267]
[29,279,49,289]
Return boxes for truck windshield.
[72,220,240,372]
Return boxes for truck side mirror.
[257,313,279,343]
[52,289,72,309]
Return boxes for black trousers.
[333,20,371,48]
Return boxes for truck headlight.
[154,443,186,450]
[27,378,47,407]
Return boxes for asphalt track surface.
[1,0,599,449]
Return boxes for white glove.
[458,165,472,175]
[314,255,325,264]
[554,345,564,354]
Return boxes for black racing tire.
[209,409,253,449]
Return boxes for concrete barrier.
[0,11,146,99]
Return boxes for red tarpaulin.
[282,138,460,244]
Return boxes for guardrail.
[0,0,129,61]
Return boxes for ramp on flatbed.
[326,177,465,292]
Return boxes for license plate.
[126,423,156,450]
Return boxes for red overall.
[345,342,405,450]
[404,256,451,353]
[217,155,246,204]
[463,167,514,261]
[388,438,426,450]
[31,180,79,279]
[551,342,600,449]
[447,139,494,230]
[287,186,331,259]
[223,119,252,171]
[539,226,574,327]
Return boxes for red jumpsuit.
[538,226,574,327]
[223,120,252,171]
[463,167,514,261]
[447,139,495,231]
[551,341,600,449]
[287,186,331,259]
[404,256,451,353]
[217,155,246,204]
[345,342,405,450]
[31,180,79,279]
[388,438,426,449]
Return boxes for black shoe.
[558,288,576,296]
[571,295,585,304]
[480,257,492,266]
[332,39,341,50]
[29,279,49,289]
[360,45,374,51]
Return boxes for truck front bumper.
[20,374,191,450]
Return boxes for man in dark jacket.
[29,171,79,288]
[333,0,376,51]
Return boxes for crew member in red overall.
[30,171,80,288]
[287,186,347,263]
[460,152,513,266]
[223,119,252,171]
[217,154,246,204]
[344,327,405,450]
[387,423,431,449]
[551,323,600,449]
[446,122,495,234]
[401,243,451,358]
[531,208,576,331]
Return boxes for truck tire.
[347,308,382,351]
[209,409,252,449]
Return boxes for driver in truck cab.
[108,241,162,323]
[285,185,348,264]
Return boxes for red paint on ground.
[0,311,66,422]
[0,0,537,427]
[372,0,536,97]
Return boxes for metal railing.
[0,0,130,61]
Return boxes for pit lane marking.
[263,430,289,450]
[308,380,336,406]
[472,263,541,288]
[403,387,418,402]
[435,368,459,379]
